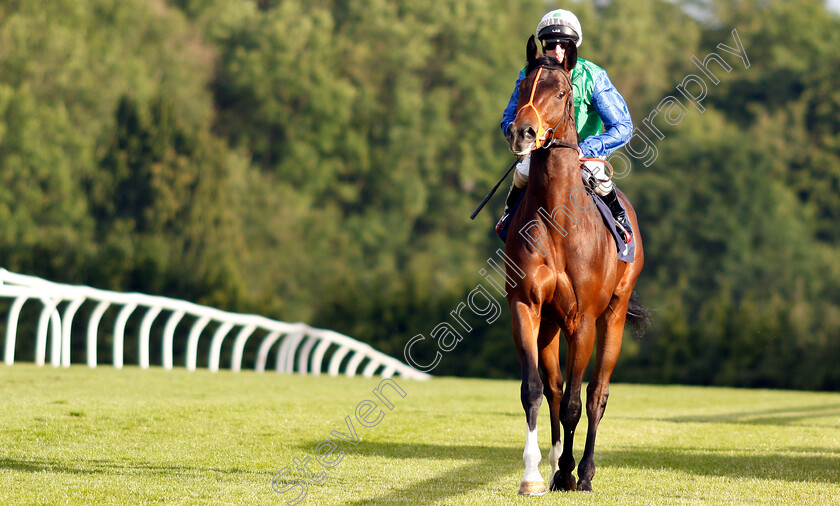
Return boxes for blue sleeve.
[579,71,633,158]
[500,70,526,137]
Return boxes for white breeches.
[514,153,613,196]
[513,156,530,188]
[582,159,613,196]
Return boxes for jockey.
[498,9,634,242]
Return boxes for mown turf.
[0,364,838,505]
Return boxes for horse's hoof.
[577,479,592,492]
[550,472,577,492]
[518,480,547,496]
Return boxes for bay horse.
[505,36,646,495]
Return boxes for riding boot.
[602,188,633,243]
[495,182,525,234]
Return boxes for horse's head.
[507,35,577,157]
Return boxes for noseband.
[520,65,578,151]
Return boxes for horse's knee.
[521,372,543,423]
[522,377,543,405]
[585,383,610,418]
[586,380,609,397]
[560,394,582,428]
[543,381,562,403]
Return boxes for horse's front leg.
[555,315,597,491]
[511,301,546,496]
[576,308,626,491]
[537,321,564,491]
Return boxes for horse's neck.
[528,148,581,214]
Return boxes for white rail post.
[61,298,84,368]
[310,340,333,376]
[296,336,318,374]
[48,305,61,367]
[256,331,283,373]
[4,297,27,366]
[186,315,212,371]
[87,301,111,368]
[277,331,304,373]
[138,306,163,369]
[208,322,235,373]
[362,360,382,378]
[327,345,352,377]
[231,324,257,372]
[344,351,367,377]
[35,298,60,367]
[162,310,185,370]
[113,303,138,370]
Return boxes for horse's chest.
[539,270,578,325]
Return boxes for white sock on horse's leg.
[522,426,543,483]
[548,440,563,477]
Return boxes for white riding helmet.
[536,9,583,47]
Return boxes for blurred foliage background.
[1,0,838,389]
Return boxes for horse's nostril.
[523,126,536,140]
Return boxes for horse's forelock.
[525,57,572,98]
[526,55,568,79]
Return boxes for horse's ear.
[526,35,538,65]
[564,43,578,72]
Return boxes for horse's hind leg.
[536,321,564,491]
[576,306,627,492]
[511,301,546,496]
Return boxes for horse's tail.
[625,291,651,338]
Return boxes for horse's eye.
[557,91,566,99]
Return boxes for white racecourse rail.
[0,269,429,380]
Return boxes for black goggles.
[541,38,574,52]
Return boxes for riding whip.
[470,159,519,220]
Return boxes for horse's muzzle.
[508,122,537,157]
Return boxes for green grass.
[1,365,838,505]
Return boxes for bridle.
[519,64,578,151]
